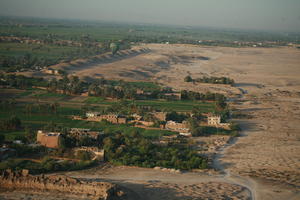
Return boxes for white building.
[208,115,221,125]
[207,114,230,128]
[86,112,101,118]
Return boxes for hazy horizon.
[0,0,300,32]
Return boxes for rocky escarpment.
[0,170,126,200]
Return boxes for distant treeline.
[0,40,130,72]
[184,75,234,85]
[180,90,226,101]
[0,74,47,88]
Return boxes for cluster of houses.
[36,128,102,148]
[85,112,127,124]
[207,114,230,128]
[0,113,230,162]
[33,112,229,150]
[35,129,104,161]
[81,111,229,137]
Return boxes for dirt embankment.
[0,170,128,200]
[45,48,150,74]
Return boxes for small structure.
[86,112,101,118]
[74,147,104,161]
[208,115,221,125]
[207,114,230,128]
[131,113,142,121]
[165,120,190,133]
[157,135,181,145]
[163,93,181,100]
[44,68,59,75]
[136,121,154,127]
[116,116,127,124]
[69,128,102,139]
[179,132,192,137]
[136,89,144,95]
[153,112,167,121]
[36,130,61,148]
[99,114,126,124]
[86,112,127,124]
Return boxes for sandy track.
[63,165,252,200]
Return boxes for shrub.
[76,150,91,161]
[229,122,241,131]
[184,76,193,82]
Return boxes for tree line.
[184,75,234,85]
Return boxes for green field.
[83,97,214,112]
[84,97,105,104]
[33,92,70,98]
[0,42,78,59]
[126,81,161,91]
[133,100,214,112]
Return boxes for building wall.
[100,115,118,123]
[86,112,101,118]
[69,128,100,139]
[138,121,154,127]
[208,116,221,125]
[37,132,61,148]
[165,121,190,132]
[117,117,127,124]
[166,121,189,129]
[153,112,167,121]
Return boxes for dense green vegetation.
[0,115,22,131]
[103,132,208,170]
[181,90,226,102]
